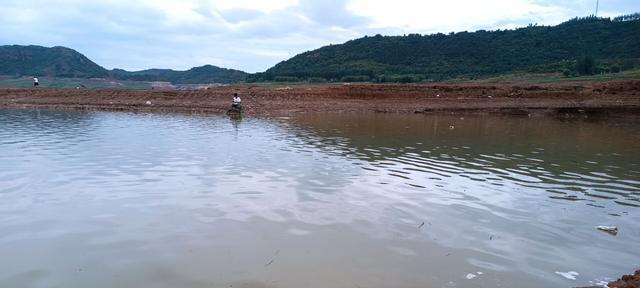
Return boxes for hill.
[0,45,247,84]
[110,65,247,84]
[0,45,109,78]
[254,14,640,83]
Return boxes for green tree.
[576,56,596,75]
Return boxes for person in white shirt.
[232,93,242,108]
[33,77,39,87]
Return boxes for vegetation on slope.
[252,14,640,83]
[110,65,247,84]
[0,46,247,84]
[0,45,109,78]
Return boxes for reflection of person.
[33,77,39,87]
[232,93,242,108]
[230,114,241,131]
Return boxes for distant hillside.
[110,65,247,84]
[0,45,109,78]
[254,14,640,82]
[0,45,247,84]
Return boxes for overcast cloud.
[0,0,637,72]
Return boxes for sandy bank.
[1,81,639,116]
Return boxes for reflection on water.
[0,109,638,288]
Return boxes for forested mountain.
[0,45,110,78]
[110,65,247,84]
[253,14,640,82]
[0,45,247,84]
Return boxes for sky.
[0,0,637,72]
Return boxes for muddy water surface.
[0,109,639,288]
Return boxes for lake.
[0,109,638,288]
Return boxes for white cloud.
[213,0,299,13]
[140,0,208,25]
[347,0,567,33]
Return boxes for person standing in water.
[33,77,39,87]
[232,93,242,108]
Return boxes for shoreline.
[1,80,639,117]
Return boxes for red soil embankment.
[1,80,639,116]
[609,270,640,288]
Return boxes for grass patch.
[459,69,640,84]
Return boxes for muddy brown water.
[0,109,638,288]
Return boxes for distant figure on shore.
[33,77,39,87]
[232,93,242,109]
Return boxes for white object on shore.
[145,101,152,105]
[596,226,618,235]
[555,271,579,280]
[466,273,477,280]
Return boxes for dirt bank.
[1,80,639,116]
[609,270,640,288]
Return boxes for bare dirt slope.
[1,80,639,116]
